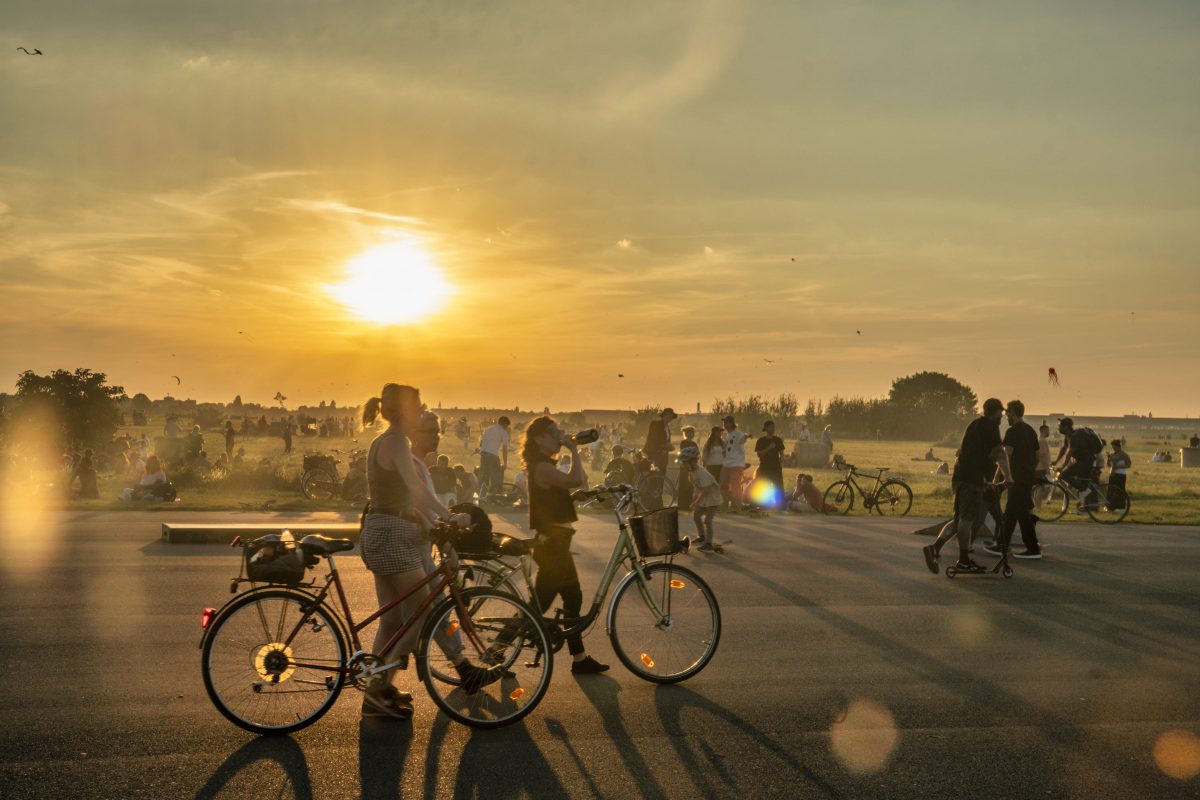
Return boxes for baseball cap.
[677,444,701,462]
[721,415,735,423]
[982,398,1004,415]
[1058,416,1073,429]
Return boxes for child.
[678,444,723,553]
[1106,439,1131,509]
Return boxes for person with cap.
[719,415,748,511]
[678,443,723,552]
[643,407,677,506]
[923,398,1013,575]
[754,420,786,509]
[984,400,1043,560]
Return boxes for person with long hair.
[359,383,495,719]
[702,426,725,482]
[522,416,609,674]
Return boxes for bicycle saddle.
[493,534,536,557]
[299,534,355,555]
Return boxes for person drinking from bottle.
[522,416,609,675]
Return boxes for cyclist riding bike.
[1054,417,1102,505]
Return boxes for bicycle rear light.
[201,607,216,629]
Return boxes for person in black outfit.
[223,421,236,459]
[985,400,1042,559]
[923,398,1013,575]
[1053,417,1099,505]
[523,416,609,674]
[642,408,677,507]
[754,420,786,509]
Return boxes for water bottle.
[570,429,600,445]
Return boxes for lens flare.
[1154,729,1200,780]
[1,403,65,580]
[747,478,782,508]
[829,699,899,775]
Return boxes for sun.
[327,240,453,324]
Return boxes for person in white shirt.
[718,415,748,511]
[478,416,511,495]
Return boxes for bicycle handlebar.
[570,485,632,502]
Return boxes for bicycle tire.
[415,587,553,729]
[301,468,338,501]
[1040,482,1070,522]
[873,480,913,516]
[1085,484,1129,524]
[823,481,854,515]
[201,589,347,735]
[608,562,721,684]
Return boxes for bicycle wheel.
[634,474,671,512]
[415,588,552,729]
[873,480,913,516]
[301,468,338,501]
[1085,484,1129,524]
[201,589,347,735]
[459,559,526,601]
[1040,482,1070,522]
[609,562,721,684]
[823,481,854,515]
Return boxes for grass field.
[21,423,1200,525]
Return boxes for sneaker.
[380,684,413,705]
[697,543,715,552]
[455,661,502,695]
[982,544,1006,557]
[362,689,413,719]
[571,656,610,675]
[712,543,725,553]
[953,560,986,574]
[1013,550,1042,560]
[922,545,939,575]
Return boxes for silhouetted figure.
[70,449,100,498]
[224,421,235,458]
[282,419,293,454]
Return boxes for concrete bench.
[162,522,361,544]
[1181,448,1200,469]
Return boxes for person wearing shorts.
[359,383,495,719]
[923,398,1013,575]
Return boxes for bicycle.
[599,454,676,513]
[198,524,553,733]
[1035,468,1130,524]
[300,449,366,503]
[823,464,913,516]
[453,483,721,684]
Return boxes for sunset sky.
[3,1,1198,417]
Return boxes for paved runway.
[1,508,1198,799]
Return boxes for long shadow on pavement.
[359,718,414,800]
[194,735,313,800]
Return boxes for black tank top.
[528,454,577,533]
[367,430,413,516]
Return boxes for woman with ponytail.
[359,383,496,719]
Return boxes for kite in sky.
[1048,367,1060,386]
[17,47,42,55]
[171,375,181,385]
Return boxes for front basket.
[629,507,681,556]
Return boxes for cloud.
[617,239,632,249]
[704,245,714,255]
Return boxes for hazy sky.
[3,1,1198,416]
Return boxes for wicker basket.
[629,507,681,556]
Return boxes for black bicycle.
[823,464,913,516]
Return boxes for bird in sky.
[764,359,775,364]
[17,47,42,55]
[856,330,862,335]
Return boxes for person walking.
[985,400,1042,559]
[679,444,723,552]
[478,416,511,497]
[359,384,494,719]
[718,415,748,512]
[522,416,608,674]
[223,421,236,459]
[754,420,786,509]
[643,408,677,507]
[923,398,1013,575]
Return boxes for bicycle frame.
[843,467,885,503]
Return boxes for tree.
[887,371,977,439]
[129,393,152,412]
[13,368,126,449]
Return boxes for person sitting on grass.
[70,449,100,499]
[788,473,837,513]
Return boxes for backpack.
[1077,427,1105,455]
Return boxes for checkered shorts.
[360,513,424,575]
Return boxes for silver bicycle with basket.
[453,483,722,683]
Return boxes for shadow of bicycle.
[194,735,313,800]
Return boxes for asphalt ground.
[1,508,1198,799]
